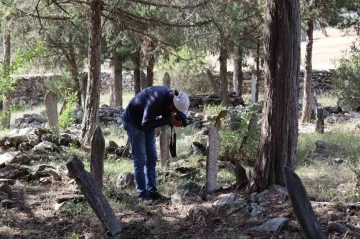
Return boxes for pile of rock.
[188,93,245,111]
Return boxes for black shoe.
[138,194,153,206]
[149,192,170,202]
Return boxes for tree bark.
[146,55,154,87]
[2,33,11,129]
[255,38,260,102]
[248,0,301,192]
[109,52,123,108]
[133,46,141,94]
[219,42,228,105]
[301,19,314,123]
[80,0,102,148]
[233,45,243,97]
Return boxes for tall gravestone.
[206,127,220,193]
[160,73,171,169]
[90,126,105,190]
[44,91,59,135]
[66,155,122,236]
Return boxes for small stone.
[171,189,198,204]
[213,193,244,206]
[115,172,134,188]
[58,133,72,146]
[0,184,13,198]
[334,158,344,164]
[328,221,349,234]
[248,217,290,232]
[1,199,16,208]
[315,140,328,149]
[188,205,209,219]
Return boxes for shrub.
[59,92,77,130]
[219,104,261,165]
[333,39,360,110]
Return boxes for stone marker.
[315,107,324,133]
[66,155,122,236]
[206,127,219,193]
[44,91,59,135]
[284,166,325,239]
[248,217,290,233]
[160,73,171,169]
[251,74,257,103]
[90,126,105,190]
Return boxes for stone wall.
[229,69,334,94]
[6,69,335,107]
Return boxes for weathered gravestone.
[66,155,122,236]
[206,127,220,193]
[90,126,105,190]
[284,166,325,239]
[160,73,171,169]
[44,91,59,135]
[315,107,324,133]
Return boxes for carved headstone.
[90,126,105,190]
[206,127,220,193]
[66,155,122,236]
[44,91,59,135]
[284,166,325,239]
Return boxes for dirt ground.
[1,162,360,239]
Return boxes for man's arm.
[142,102,171,131]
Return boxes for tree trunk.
[301,19,314,123]
[146,55,154,87]
[248,0,301,192]
[70,62,82,106]
[109,52,123,108]
[206,69,220,96]
[80,0,102,148]
[219,42,228,105]
[81,72,88,108]
[133,46,141,94]
[2,33,11,129]
[255,38,260,102]
[233,45,243,97]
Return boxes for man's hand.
[171,115,182,127]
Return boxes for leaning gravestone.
[284,166,325,239]
[44,91,59,135]
[90,126,105,190]
[160,73,171,169]
[206,127,220,193]
[66,155,122,236]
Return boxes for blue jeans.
[123,120,158,196]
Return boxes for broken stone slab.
[66,155,122,236]
[328,221,349,234]
[248,217,290,233]
[284,166,326,239]
[213,193,244,206]
[0,151,21,166]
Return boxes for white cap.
[173,92,190,118]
